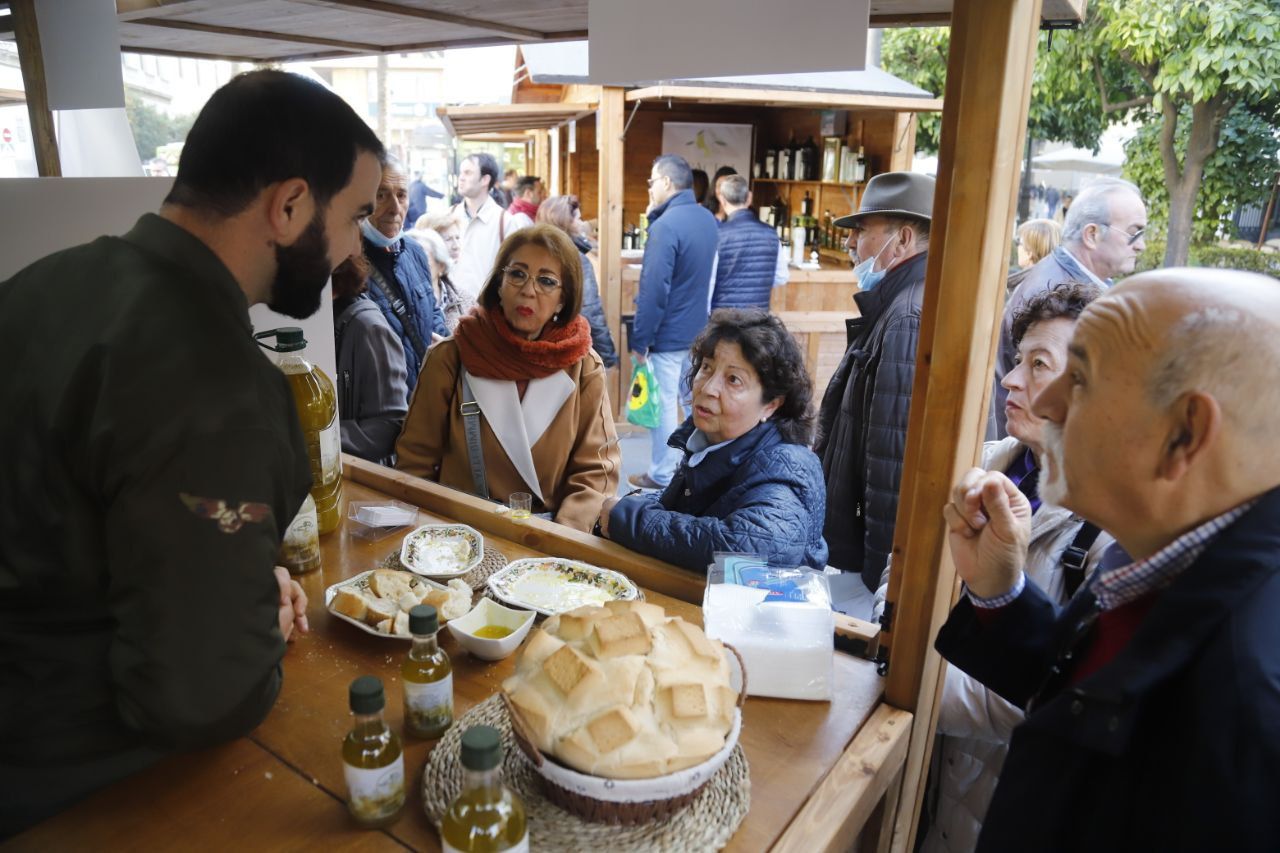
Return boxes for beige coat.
[395,339,620,532]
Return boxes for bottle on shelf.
[764,148,777,179]
[637,213,648,249]
[777,139,793,183]
[801,136,820,181]
[801,190,813,217]
[855,146,867,183]
[342,676,406,828]
[791,217,807,266]
[255,327,342,535]
[403,604,453,739]
[822,210,833,249]
[440,725,529,852]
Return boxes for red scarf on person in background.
[454,304,591,380]
[509,198,539,220]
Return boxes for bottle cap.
[349,675,385,713]
[460,725,503,771]
[409,604,438,635]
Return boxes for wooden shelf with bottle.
[754,178,866,190]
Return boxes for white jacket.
[875,437,1115,853]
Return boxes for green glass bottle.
[342,676,405,827]
[440,726,528,852]
[402,604,453,738]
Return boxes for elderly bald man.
[935,268,1280,852]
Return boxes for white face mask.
[851,237,896,292]
[360,217,400,248]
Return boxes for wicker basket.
[503,644,747,826]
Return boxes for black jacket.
[936,486,1280,852]
[815,252,928,589]
[573,236,618,368]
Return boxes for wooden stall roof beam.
[596,87,625,418]
[437,102,597,138]
[880,1,1043,851]
[343,456,705,604]
[127,16,384,52]
[624,85,943,114]
[312,0,554,41]
[10,0,59,177]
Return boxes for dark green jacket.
[0,214,311,836]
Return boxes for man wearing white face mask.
[360,157,448,392]
[815,171,935,591]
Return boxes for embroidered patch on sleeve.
[180,492,272,534]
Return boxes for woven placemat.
[422,695,750,851]
[381,545,508,593]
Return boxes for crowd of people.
[2,68,1277,850]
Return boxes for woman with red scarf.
[395,224,621,531]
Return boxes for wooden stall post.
[11,0,61,177]
[880,1,1043,850]
[596,87,626,417]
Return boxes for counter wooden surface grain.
[7,471,888,852]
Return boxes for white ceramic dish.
[486,557,640,616]
[400,524,483,579]
[324,569,449,641]
[445,598,537,661]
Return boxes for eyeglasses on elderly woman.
[502,266,562,295]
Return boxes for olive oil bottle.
[256,327,343,534]
[402,604,453,738]
[342,676,405,827]
[440,726,528,852]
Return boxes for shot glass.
[509,492,533,523]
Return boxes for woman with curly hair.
[598,308,828,571]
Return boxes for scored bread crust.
[502,601,736,779]
[332,570,471,635]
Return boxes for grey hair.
[719,174,750,206]
[1062,177,1142,243]
[1148,306,1277,439]
[409,227,452,271]
[381,154,408,180]
[652,154,693,190]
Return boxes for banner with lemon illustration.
[626,357,662,429]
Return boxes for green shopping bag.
[626,357,662,429]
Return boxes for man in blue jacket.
[629,154,719,489]
[710,174,785,310]
[360,158,448,392]
[937,268,1280,851]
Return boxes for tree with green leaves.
[884,1,1280,266]
[124,94,195,164]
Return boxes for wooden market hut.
[2,0,1088,849]
[438,41,943,409]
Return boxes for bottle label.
[344,756,405,822]
[405,674,453,729]
[279,496,320,574]
[318,411,341,485]
[443,833,528,853]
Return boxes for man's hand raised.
[942,469,1032,600]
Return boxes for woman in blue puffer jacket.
[599,309,828,571]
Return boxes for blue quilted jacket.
[609,419,829,572]
[711,209,780,310]
[363,236,447,391]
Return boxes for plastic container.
[256,327,343,534]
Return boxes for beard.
[1039,421,1070,509]
[268,212,332,319]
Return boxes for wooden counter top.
[8,460,902,852]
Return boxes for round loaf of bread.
[501,600,737,779]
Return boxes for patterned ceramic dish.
[400,523,484,579]
[324,569,453,640]
[486,558,640,616]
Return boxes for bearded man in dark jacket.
[815,172,935,591]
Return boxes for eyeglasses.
[647,176,666,188]
[502,266,561,295]
[1097,223,1145,246]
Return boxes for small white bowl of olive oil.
[446,598,537,661]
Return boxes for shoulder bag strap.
[459,372,489,500]
[1061,521,1103,599]
[367,264,428,359]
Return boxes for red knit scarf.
[509,198,539,220]
[454,304,592,380]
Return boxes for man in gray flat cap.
[815,171,935,592]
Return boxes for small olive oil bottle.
[440,726,528,852]
[342,675,405,827]
[402,604,454,738]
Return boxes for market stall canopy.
[0,1,1085,63]
[519,41,943,113]
[1031,142,1125,174]
[437,101,596,138]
